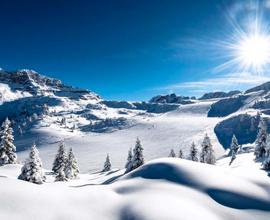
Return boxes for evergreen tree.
[178,149,184,159]
[255,118,267,159]
[65,148,80,179]
[18,143,45,184]
[55,167,68,182]
[265,135,270,158]
[229,135,239,165]
[125,148,133,172]
[102,154,112,172]
[0,118,17,165]
[200,134,216,164]
[52,141,67,174]
[169,149,176,157]
[131,138,144,171]
[189,142,198,161]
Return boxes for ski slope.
[15,101,224,172]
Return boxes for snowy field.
[1,152,270,220]
[15,101,224,172]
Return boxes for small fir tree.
[169,149,176,157]
[65,148,80,179]
[178,149,184,159]
[200,134,216,164]
[18,143,45,184]
[102,154,112,172]
[255,118,268,159]
[131,137,144,171]
[229,135,239,165]
[55,167,68,182]
[189,142,198,161]
[125,148,133,172]
[0,118,17,165]
[52,141,67,174]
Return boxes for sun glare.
[237,34,270,69]
[211,2,270,75]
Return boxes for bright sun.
[237,34,270,70]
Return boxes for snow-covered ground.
[1,151,270,220]
[15,100,223,172]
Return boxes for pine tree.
[178,149,184,159]
[169,149,176,157]
[189,142,198,161]
[229,135,239,165]
[131,137,144,171]
[55,167,68,182]
[18,143,45,184]
[255,118,267,159]
[102,154,112,172]
[265,135,270,158]
[0,118,17,165]
[65,148,80,179]
[125,148,133,172]
[200,134,216,164]
[52,141,67,174]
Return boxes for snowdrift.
[1,155,270,220]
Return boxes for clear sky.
[1,0,270,100]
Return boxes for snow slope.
[1,152,270,220]
[15,100,223,172]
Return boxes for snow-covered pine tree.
[18,143,45,184]
[265,135,270,158]
[131,137,144,171]
[65,148,80,179]
[254,118,268,159]
[200,134,216,164]
[0,118,17,165]
[125,148,133,172]
[102,154,112,172]
[229,134,239,165]
[179,149,184,159]
[169,149,176,157]
[52,141,67,174]
[55,167,68,182]
[189,142,198,161]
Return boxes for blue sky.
[1,0,270,100]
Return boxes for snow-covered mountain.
[1,69,270,219]
[0,68,269,172]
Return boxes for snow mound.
[1,155,270,219]
[121,158,270,211]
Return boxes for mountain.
[149,93,196,104]
[1,69,270,219]
[0,68,269,171]
[198,90,241,100]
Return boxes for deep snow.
[0,152,270,220]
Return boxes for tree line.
[1,113,270,185]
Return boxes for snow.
[1,152,270,219]
[0,83,31,104]
[2,70,270,219]
[15,100,223,172]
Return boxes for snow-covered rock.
[199,90,241,100]
[149,93,196,104]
